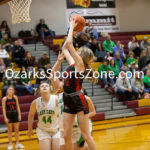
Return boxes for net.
[8,0,32,24]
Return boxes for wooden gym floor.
[1,115,150,150]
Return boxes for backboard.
[0,0,11,5]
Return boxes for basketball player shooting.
[62,17,97,150]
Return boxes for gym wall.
[0,0,150,36]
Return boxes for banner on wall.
[66,8,120,32]
[66,0,116,9]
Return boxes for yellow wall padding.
[8,51,12,61]
[90,62,101,71]
[136,35,150,42]
[90,62,101,68]
[30,79,36,85]
[138,99,150,107]
[53,39,64,48]
[13,68,21,71]
[0,82,4,90]
[12,63,19,68]
[0,90,2,98]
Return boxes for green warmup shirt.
[126,58,137,66]
[19,73,30,84]
[98,64,110,75]
[143,75,150,86]
[1,38,11,46]
[108,65,119,76]
[103,40,116,53]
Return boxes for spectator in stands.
[12,40,25,67]
[98,59,114,88]
[113,41,126,61]
[3,63,24,96]
[85,22,98,39]
[0,33,12,52]
[128,36,141,57]
[108,59,119,81]
[113,52,124,71]
[0,58,5,82]
[104,52,113,62]
[103,35,116,56]
[146,46,150,64]
[23,52,34,73]
[138,51,147,70]
[75,32,90,48]
[0,43,10,66]
[34,68,47,88]
[143,69,150,93]
[0,20,11,38]
[4,63,16,92]
[89,36,102,56]
[36,18,54,40]
[144,93,150,99]
[18,66,33,94]
[131,72,144,99]
[126,51,138,69]
[38,52,51,72]
[127,62,139,75]
[115,71,132,102]
[142,63,150,75]
[140,37,150,50]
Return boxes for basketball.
[70,14,86,33]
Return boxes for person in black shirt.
[89,37,102,55]
[23,52,35,72]
[36,18,54,39]
[12,40,25,67]
[34,68,48,88]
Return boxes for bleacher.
[0,31,150,132]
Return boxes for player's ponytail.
[86,65,98,84]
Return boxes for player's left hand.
[58,51,65,62]
[69,19,77,30]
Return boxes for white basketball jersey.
[36,95,58,133]
[58,93,64,131]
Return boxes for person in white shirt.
[115,71,132,102]
[140,37,150,50]
[128,36,141,57]
[0,43,10,66]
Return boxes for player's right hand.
[27,130,34,138]
[4,117,9,124]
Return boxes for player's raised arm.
[63,19,85,71]
[62,48,74,65]
[50,52,64,92]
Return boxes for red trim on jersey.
[71,64,74,67]
[79,93,88,113]
[75,76,81,92]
